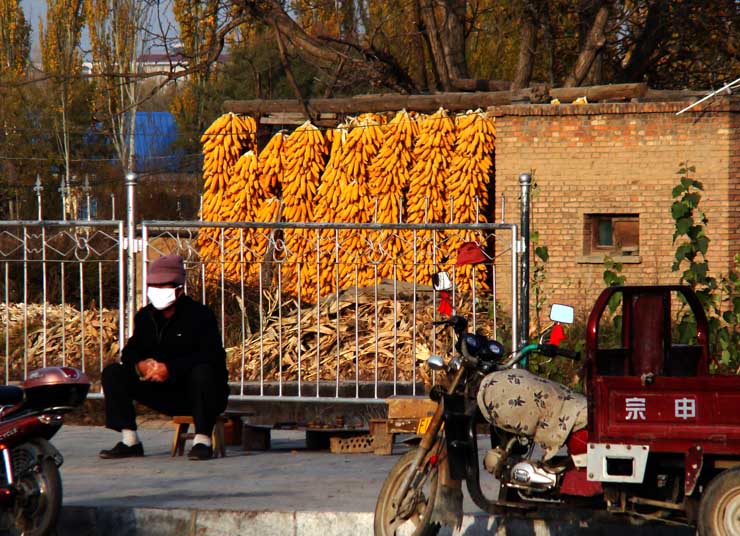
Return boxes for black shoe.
[99,442,144,459]
[187,443,213,460]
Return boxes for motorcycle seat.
[0,386,24,406]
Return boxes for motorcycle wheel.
[698,467,740,536]
[374,448,440,536]
[0,441,62,536]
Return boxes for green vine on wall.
[671,162,740,370]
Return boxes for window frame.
[579,213,641,264]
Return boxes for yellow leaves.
[39,0,84,79]
[0,0,30,75]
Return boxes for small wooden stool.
[170,415,226,458]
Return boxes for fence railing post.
[125,172,137,337]
[519,172,531,349]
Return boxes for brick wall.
[488,96,740,323]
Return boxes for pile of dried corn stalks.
[0,303,120,384]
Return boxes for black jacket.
[121,295,228,385]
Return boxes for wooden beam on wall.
[223,83,650,117]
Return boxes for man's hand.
[149,361,169,382]
[137,359,156,379]
[138,359,169,382]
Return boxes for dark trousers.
[102,362,229,436]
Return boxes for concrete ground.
[52,422,693,535]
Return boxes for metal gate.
[141,221,520,402]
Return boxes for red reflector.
[429,455,438,466]
[60,367,79,379]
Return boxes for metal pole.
[83,174,92,221]
[519,172,531,348]
[125,172,137,337]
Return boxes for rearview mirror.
[427,355,446,371]
[432,271,452,291]
[550,304,574,324]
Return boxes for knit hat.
[147,254,186,286]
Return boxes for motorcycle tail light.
[429,454,439,467]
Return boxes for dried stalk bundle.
[0,303,120,385]
[224,287,498,389]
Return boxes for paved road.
[51,423,691,535]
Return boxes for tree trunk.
[418,0,451,90]
[565,4,609,87]
[411,0,430,92]
[441,0,469,80]
[512,2,538,90]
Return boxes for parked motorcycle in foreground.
[374,284,740,536]
[0,366,89,535]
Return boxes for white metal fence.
[0,221,125,386]
[1,219,519,402]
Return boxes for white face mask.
[147,286,179,310]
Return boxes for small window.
[584,214,639,256]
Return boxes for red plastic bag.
[438,291,453,316]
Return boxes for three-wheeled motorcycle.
[374,285,740,535]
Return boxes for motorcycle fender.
[429,452,463,529]
[28,437,64,467]
[443,407,474,481]
[684,445,703,496]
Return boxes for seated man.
[100,254,230,461]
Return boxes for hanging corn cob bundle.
[367,110,418,280]
[244,132,287,282]
[335,114,384,289]
[281,121,328,300]
[313,125,348,298]
[444,110,497,291]
[257,131,286,194]
[198,113,257,282]
[404,108,456,284]
[220,150,263,282]
[252,196,283,287]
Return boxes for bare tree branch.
[273,21,312,122]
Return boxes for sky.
[20,0,177,61]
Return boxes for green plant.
[670,162,740,371]
[530,181,550,335]
[532,231,549,334]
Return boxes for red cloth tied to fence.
[454,241,490,266]
[437,291,453,316]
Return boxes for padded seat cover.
[477,369,587,460]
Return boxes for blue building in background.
[134,111,184,173]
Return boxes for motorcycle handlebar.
[539,344,580,360]
[497,343,580,369]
